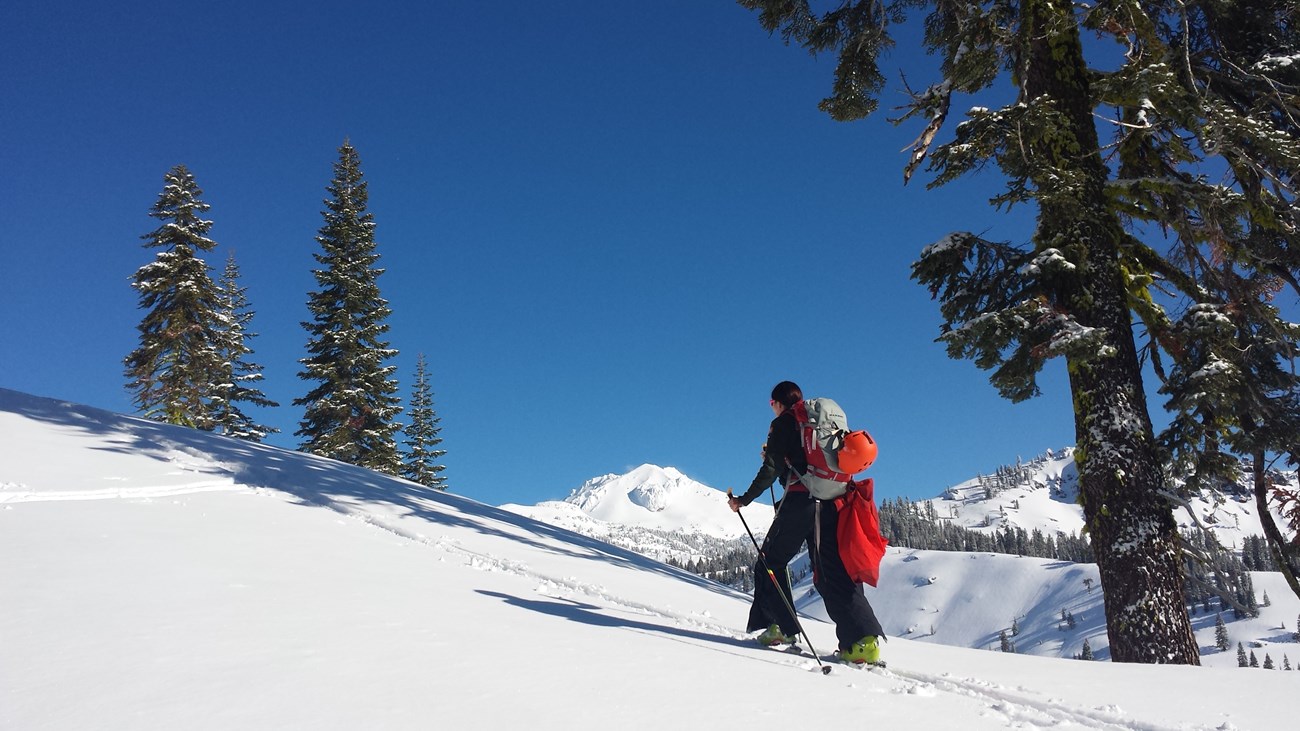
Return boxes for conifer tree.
[1264,654,1275,670]
[737,0,1300,665]
[1080,638,1094,661]
[1214,614,1230,652]
[1238,642,1249,667]
[1250,651,1260,668]
[212,252,278,441]
[296,141,402,474]
[401,353,448,489]
[124,165,225,429]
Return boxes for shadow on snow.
[3,388,743,603]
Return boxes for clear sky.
[0,1,1081,506]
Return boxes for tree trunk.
[1021,0,1199,664]
[1251,451,1300,602]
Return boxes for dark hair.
[770,381,803,408]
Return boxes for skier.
[728,380,885,664]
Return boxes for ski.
[760,639,888,672]
[836,657,889,670]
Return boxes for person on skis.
[728,380,884,664]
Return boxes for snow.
[919,231,969,258]
[1255,53,1300,72]
[1020,247,1077,276]
[921,447,1294,554]
[505,463,775,540]
[2,388,1297,730]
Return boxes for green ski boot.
[839,635,881,665]
[756,624,795,646]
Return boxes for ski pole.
[728,489,831,675]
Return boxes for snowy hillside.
[2,388,1297,731]
[511,459,1300,666]
[923,447,1296,551]
[924,449,1083,535]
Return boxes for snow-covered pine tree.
[212,252,278,441]
[1238,642,1249,667]
[124,165,225,429]
[295,141,402,474]
[1159,280,1300,603]
[401,353,448,490]
[1215,614,1230,652]
[1080,638,1094,661]
[738,0,1299,665]
[1111,1,1300,604]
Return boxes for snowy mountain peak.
[566,464,691,514]
[502,464,774,550]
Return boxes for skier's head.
[770,381,802,409]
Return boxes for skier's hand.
[728,496,743,512]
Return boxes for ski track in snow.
[0,480,245,504]
[293,489,1213,731]
[875,666,1203,731]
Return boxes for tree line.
[878,497,1094,562]
[122,142,447,490]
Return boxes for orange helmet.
[837,430,878,474]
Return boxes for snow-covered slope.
[512,457,1300,666]
[2,388,1296,731]
[922,447,1295,551]
[923,448,1083,535]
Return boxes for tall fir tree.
[1214,613,1230,652]
[295,141,402,474]
[738,0,1300,664]
[212,252,279,441]
[124,165,225,429]
[401,353,448,490]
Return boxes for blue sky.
[0,1,1082,506]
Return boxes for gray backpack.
[788,397,874,500]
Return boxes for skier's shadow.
[476,589,759,655]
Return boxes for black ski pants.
[746,490,884,650]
